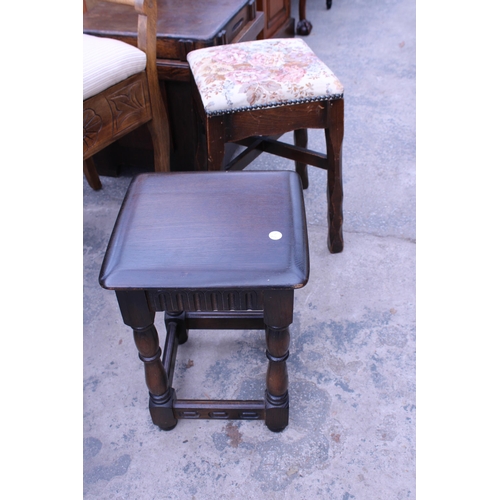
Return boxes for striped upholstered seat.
[83,34,146,101]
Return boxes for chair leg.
[294,129,309,189]
[325,99,344,253]
[147,81,171,173]
[83,158,102,190]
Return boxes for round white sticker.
[269,231,283,240]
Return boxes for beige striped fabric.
[83,34,147,100]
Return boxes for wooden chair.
[187,38,344,253]
[83,0,169,190]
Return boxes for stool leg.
[164,311,188,345]
[206,115,226,170]
[115,291,177,431]
[325,99,344,253]
[294,129,309,189]
[263,289,294,432]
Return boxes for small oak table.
[99,171,309,431]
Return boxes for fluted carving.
[148,290,262,312]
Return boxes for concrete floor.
[83,0,415,498]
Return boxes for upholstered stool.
[187,38,344,253]
[99,171,309,432]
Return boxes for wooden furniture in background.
[99,171,309,432]
[256,0,293,38]
[297,0,312,35]
[83,0,169,189]
[84,0,272,173]
[256,0,313,37]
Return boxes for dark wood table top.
[100,171,309,291]
[84,0,258,59]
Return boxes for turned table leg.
[263,290,294,432]
[115,291,177,430]
[265,325,290,432]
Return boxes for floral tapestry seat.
[187,38,344,116]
